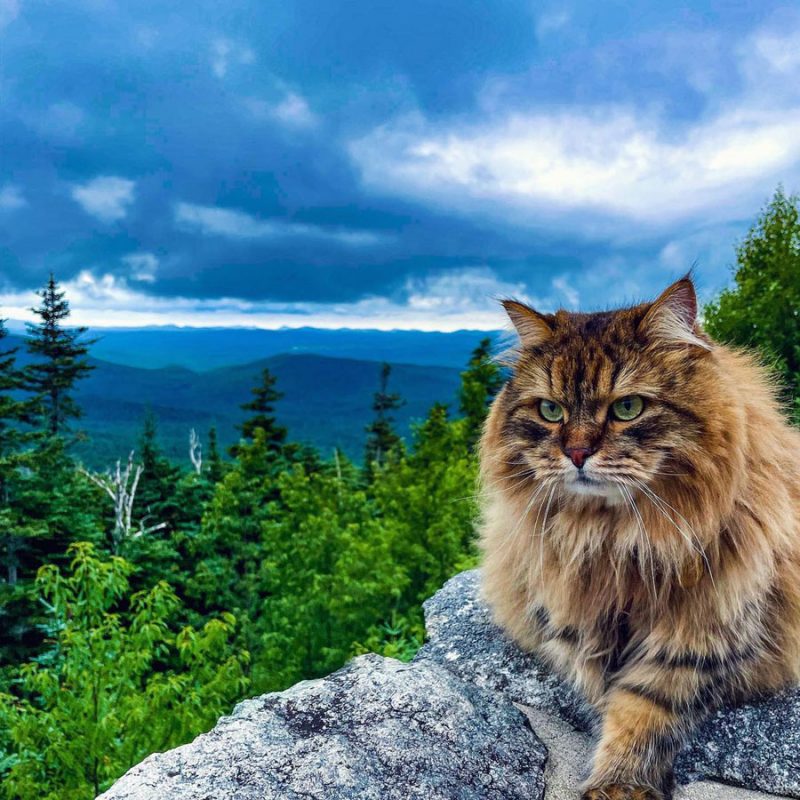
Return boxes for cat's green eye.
[611,395,645,421]
[539,399,565,423]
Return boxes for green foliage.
[24,274,94,437]
[0,543,249,800]
[0,198,793,798]
[372,404,479,608]
[459,337,504,448]
[231,367,287,456]
[364,362,405,477]
[704,187,800,418]
[135,411,182,527]
[253,459,405,689]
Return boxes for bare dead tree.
[189,428,202,475]
[81,451,167,553]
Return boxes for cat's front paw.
[581,784,662,800]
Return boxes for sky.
[1,0,799,331]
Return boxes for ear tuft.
[501,299,554,346]
[639,277,710,351]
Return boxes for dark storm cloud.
[1,0,799,327]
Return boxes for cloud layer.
[1,2,799,329]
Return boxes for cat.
[478,276,800,800]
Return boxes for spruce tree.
[230,368,286,456]
[364,362,404,475]
[24,274,94,437]
[207,426,225,483]
[135,410,181,527]
[0,320,34,586]
[458,337,504,449]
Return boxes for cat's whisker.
[496,478,554,567]
[628,477,717,589]
[451,468,539,504]
[619,484,658,604]
[537,481,559,580]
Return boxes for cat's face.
[495,279,712,503]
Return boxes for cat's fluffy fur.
[479,277,800,800]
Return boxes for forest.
[0,189,798,800]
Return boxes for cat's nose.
[565,446,592,469]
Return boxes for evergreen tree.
[253,458,405,690]
[206,426,225,483]
[704,187,800,418]
[231,368,286,456]
[0,320,33,586]
[372,402,477,610]
[24,274,94,438]
[458,337,503,449]
[364,362,404,475]
[1,318,102,665]
[135,411,181,527]
[191,429,285,632]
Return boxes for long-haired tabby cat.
[479,276,800,800]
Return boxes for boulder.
[418,570,800,799]
[98,653,547,800]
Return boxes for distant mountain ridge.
[5,333,467,468]
[3,324,503,371]
[3,326,500,468]
[75,352,462,468]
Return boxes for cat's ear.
[501,300,554,346]
[638,276,710,350]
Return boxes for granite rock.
[418,570,800,798]
[98,653,547,800]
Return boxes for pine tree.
[0,320,34,586]
[458,337,504,449]
[24,274,94,437]
[364,362,404,475]
[135,410,181,529]
[207,426,225,483]
[230,368,287,456]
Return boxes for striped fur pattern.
[479,278,800,800]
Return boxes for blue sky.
[1,0,799,330]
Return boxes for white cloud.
[0,0,19,31]
[535,10,571,39]
[750,27,800,76]
[122,252,159,283]
[175,202,387,247]
[349,19,800,236]
[273,92,316,127]
[244,91,317,129]
[350,106,800,230]
[0,267,528,331]
[71,176,136,223]
[551,276,579,309]
[211,38,255,79]
[0,184,26,211]
[404,267,533,313]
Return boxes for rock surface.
[522,705,781,800]
[100,569,799,800]
[98,653,547,800]
[418,570,800,799]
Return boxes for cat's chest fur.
[529,506,670,700]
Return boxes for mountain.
[4,328,491,467]
[62,326,502,371]
[66,352,463,468]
